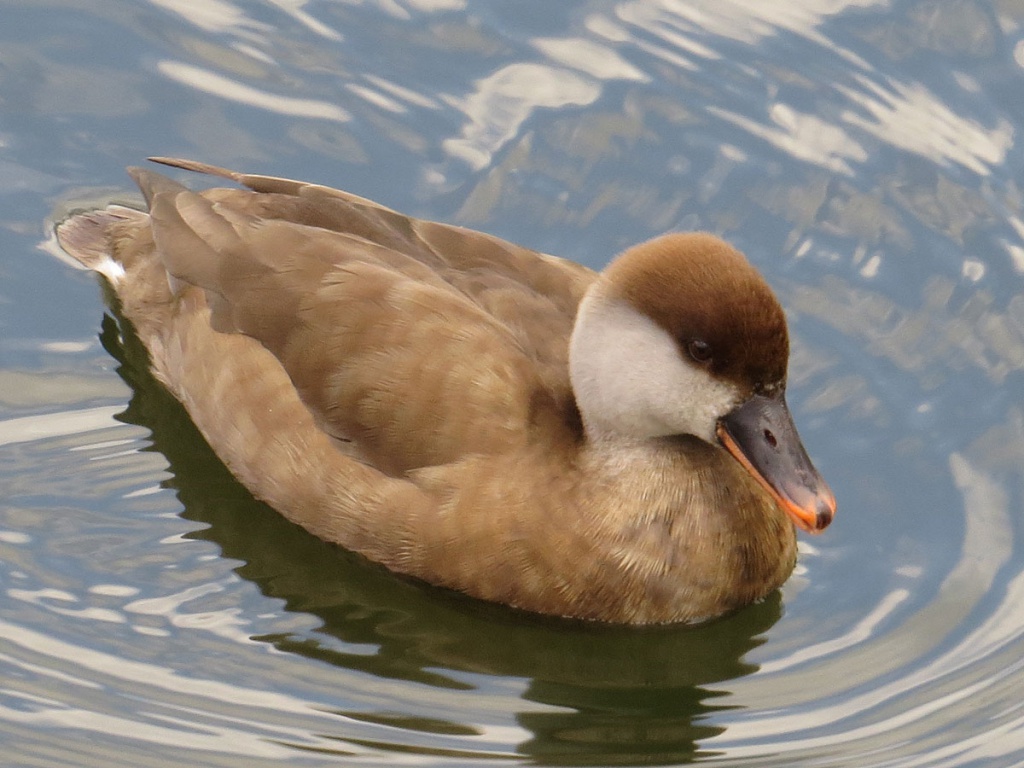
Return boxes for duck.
[55,158,835,625]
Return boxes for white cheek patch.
[570,295,740,442]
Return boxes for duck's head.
[569,232,836,533]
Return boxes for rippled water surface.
[2,1,1023,765]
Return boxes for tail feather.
[148,156,389,210]
[55,205,146,283]
[149,155,324,198]
[127,166,189,208]
[148,156,243,183]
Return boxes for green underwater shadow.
[98,290,784,766]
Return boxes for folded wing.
[130,163,593,474]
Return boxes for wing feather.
[130,165,592,473]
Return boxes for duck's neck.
[568,289,737,444]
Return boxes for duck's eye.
[687,339,713,363]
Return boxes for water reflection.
[158,60,353,122]
[444,63,601,169]
[839,74,1013,175]
[0,617,369,760]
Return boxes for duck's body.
[56,158,834,624]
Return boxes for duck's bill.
[716,393,836,533]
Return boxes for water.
[2,0,1023,765]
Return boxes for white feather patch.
[94,255,126,284]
